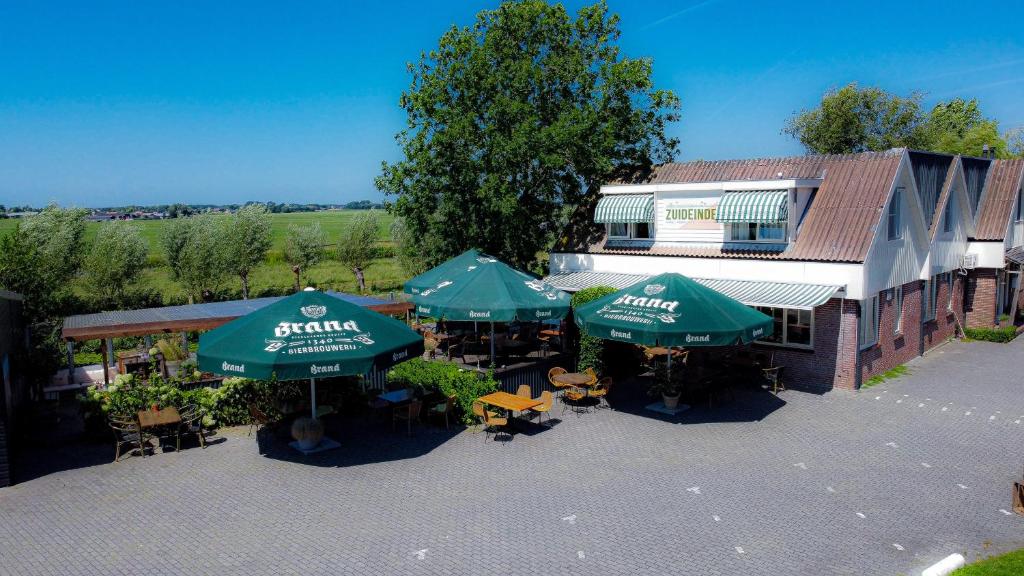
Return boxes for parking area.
[1,338,1022,576]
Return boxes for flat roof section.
[62,292,412,341]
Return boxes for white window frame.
[893,286,903,334]
[1016,186,1023,222]
[859,295,879,349]
[946,272,954,312]
[607,222,652,239]
[728,222,787,243]
[753,306,814,350]
[887,187,903,241]
[942,197,954,234]
[607,222,628,238]
[922,276,937,322]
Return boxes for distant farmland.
[0,210,407,301]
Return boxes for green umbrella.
[404,249,484,295]
[410,252,571,360]
[573,272,773,351]
[199,289,423,419]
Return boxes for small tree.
[19,204,88,289]
[227,204,272,299]
[84,220,148,305]
[160,217,193,280]
[177,215,230,303]
[570,286,617,375]
[337,211,380,292]
[284,221,326,290]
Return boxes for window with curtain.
[729,222,786,242]
[859,295,879,348]
[754,306,813,349]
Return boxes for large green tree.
[18,204,88,290]
[787,85,1019,157]
[376,0,680,270]
[227,204,273,299]
[83,220,148,305]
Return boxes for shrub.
[571,285,618,375]
[963,326,1017,343]
[387,359,498,424]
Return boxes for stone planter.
[662,392,681,410]
[290,417,325,451]
[164,360,182,378]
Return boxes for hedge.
[963,326,1017,343]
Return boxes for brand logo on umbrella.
[610,329,632,339]
[469,310,491,319]
[476,257,496,263]
[222,361,245,373]
[420,280,453,297]
[644,284,666,296]
[264,340,285,352]
[300,305,327,319]
[685,334,711,343]
[310,363,340,375]
[392,349,408,362]
[535,310,552,318]
[752,327,764,337]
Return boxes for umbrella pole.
[490,322,495,366]
[310,378,317,420]
[667,346,673,374]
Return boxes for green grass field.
[1,210,407,303]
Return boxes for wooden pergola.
[60,292,413,386]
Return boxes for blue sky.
[1,0,1023,207]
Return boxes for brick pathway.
[1,338,1022,575]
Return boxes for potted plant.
[649,362,685,409]
[156,339,188,378]
[290,416,324,450]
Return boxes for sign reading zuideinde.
[198,290,424,381]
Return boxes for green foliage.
[571,285,617,375]
[377,0,679,271]
[786,86,1017,157]
[83,220,148,305]
[18,204,88,290]
[155,337,188,361]
[952,547,1024,575]
[337,210,382,292]
[285,221,327,286]
[227,204,273,299]
[387,359,499,424]
[649,361,686,396]
[784,83,927,154]
[161,215,232,302]
[390,217,427,277]
[862,364,909,388]
[963,326,1017,343]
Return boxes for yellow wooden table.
[477,391,541,413]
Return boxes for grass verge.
[953,548,1024,575]
[861,364,909,389]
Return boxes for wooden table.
[138,407,182,429]
[539,329,562,338]
[551,372,594,387]
[477,391,541,413]
[646,347,686,358]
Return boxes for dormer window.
[716,189,789,243]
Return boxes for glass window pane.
[633,222,650,239]
[757,306,783,343]
[758,223,786,241]
[608,223,627,237]
[786,308,812,346]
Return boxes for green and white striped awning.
[715,190,789,223]
[594,194,654,223]
[544,271,838,310]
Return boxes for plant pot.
[662,393,681,410]
[165,360,182,378]
[291,416,324,450]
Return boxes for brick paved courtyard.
[2,338,1023,576]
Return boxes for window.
[893,286,903,334]
[754,306,814,349]
[729,222,786,242]
[606,222,652,240]
[1017,186,1023,222]
[942,196,954,234]
[858,295,879,349]
[922,276,937,322]
[946,272,954,312]
[887,187,903,240]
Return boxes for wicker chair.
[108,415,152,462]
[589,377,613,410]
[583,366,598,384]
[529,391,554,426]
[548,367,570,396]
[561,387,588,415]
[178,404,206,449]
[393,399,422,436]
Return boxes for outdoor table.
[379,389,415,404]
[539,329,562,338]
[646,347,686,358]
[138,406,182,429]
[551,372,593,389]
[477,391,541,420]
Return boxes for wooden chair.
[516,384,532,398]
[762,366,785,394]
[480,404,509,441]
[248,403,272,436]
[393,400,422,436]
[108,415,152,462]
[428,394,456,430]
[178,404,206,449]
[590,377,613,410]
[529,391,554,426]
[561,387,588,415]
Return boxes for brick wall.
[922,273,964,353]
[860,280,923,384]
[752,298,859,391]
[964,269,997,328]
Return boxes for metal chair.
[178,404,206,449]
[108,415,153,462]
[393,399,422,436]
[529,391,554,426]
[248,403,272,436]
[590,377,613,410]
[515,384,532,398]
[428,394,456,430]
[479,404,509,441]
[762,366,785,394]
